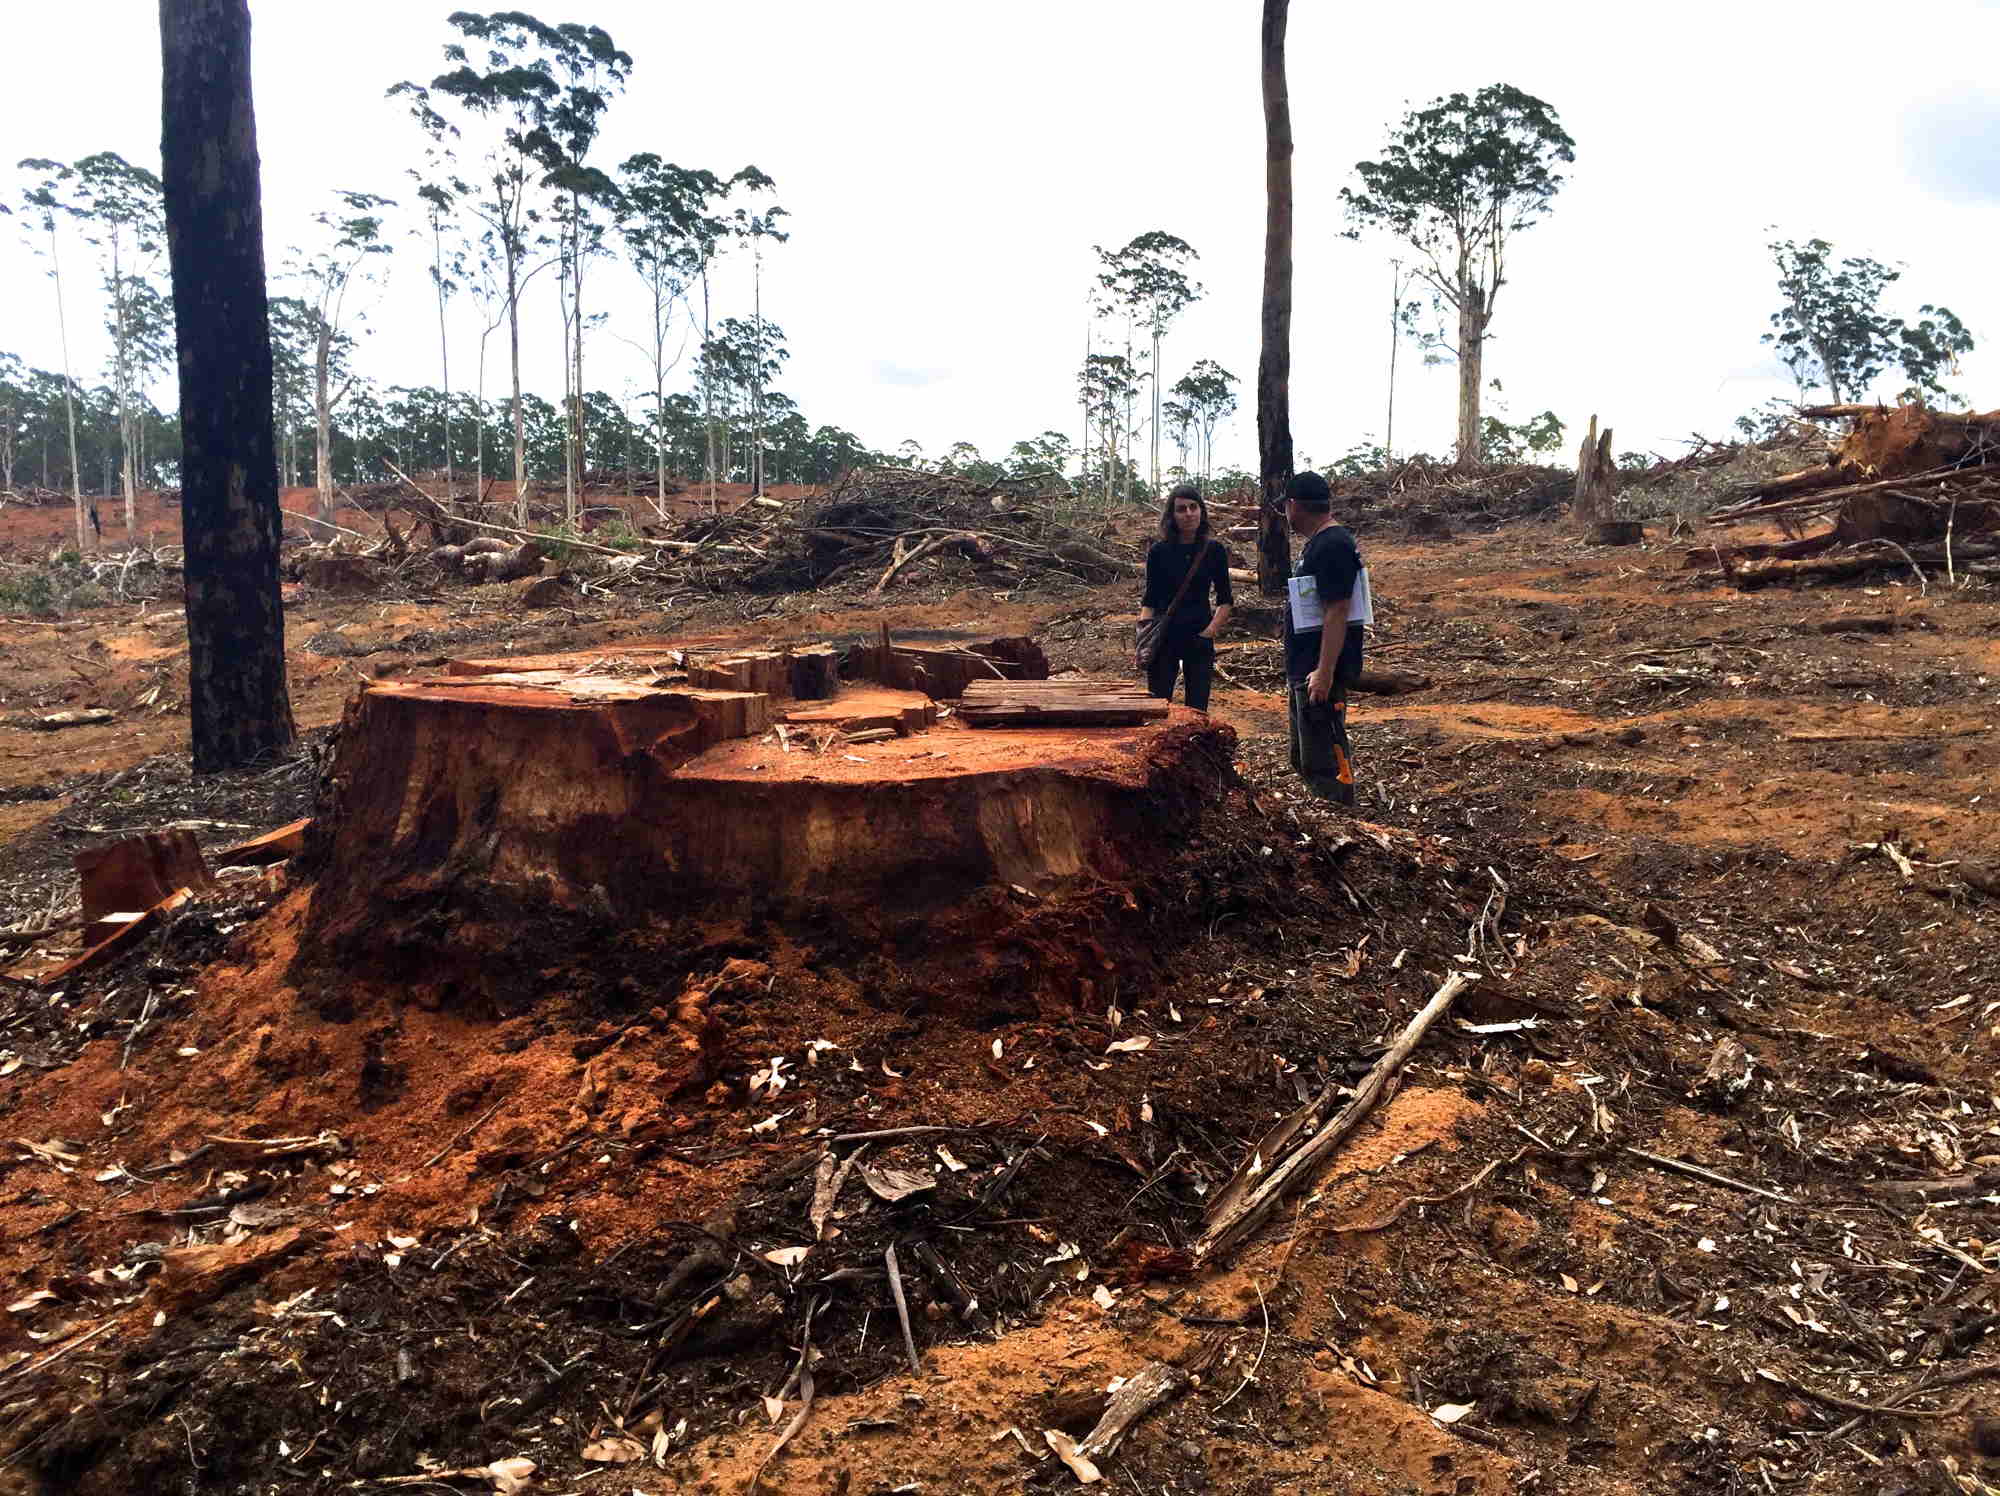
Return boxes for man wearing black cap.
[1282,471,1368,805]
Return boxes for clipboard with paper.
[1287,565,1373,630]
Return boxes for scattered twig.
[1330,1146,1535,1234]
[419,1097,508,1171]
[885,1243,921,1376]
[1624,1146,1799,1205]
[1212,1285,1269,1412]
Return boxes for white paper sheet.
[1288,566,1373,629]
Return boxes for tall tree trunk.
[313,321,333,521]
[1150,324,1162,496]
[44,222,87,552]
[701,273,716,513]
[159,0,295,773]
[433,228,452,495]
[1385,262,1400,461]
[1254,0,1294,596]
[507,249,525,525]
[112,240,139,534]
[61,378,83,553]
[1454,282,1486,472]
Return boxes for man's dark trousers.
[1288,677,1355,805]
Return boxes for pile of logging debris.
[711,466,1140,594]
[1334,458,1575,528]
[1700,404,2000,587]
[0,485,86,510]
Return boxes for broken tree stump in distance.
[1349,668,1430,696]
[1572,414,1616,531]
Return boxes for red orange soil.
[3,501,2000,1494]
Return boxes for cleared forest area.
[0,433,1998,1494]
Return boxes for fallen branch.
[1195,970,1479,1262]
[871,530,980,594]
[1784,727,1988,744]
[1762,1367,1968,1421]
[1623,1146,1799,1205]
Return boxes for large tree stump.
[296,659,1237,1013]
[1573,413,1616,531]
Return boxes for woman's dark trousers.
[1147,632,1215,711]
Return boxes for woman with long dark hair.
[1136,482,1233,711]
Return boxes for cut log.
[1682,533,1841,568]
[1350,668,1431,696]
[299,553,385,594]
[958,679,1169,728]
[298,661,1237,1007]
[214,817,311,867]
[1733,552,1909,588]
[31,709,117,731]
[77,829,214,929]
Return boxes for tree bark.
[1454,282,1486,471]
[1255,0,1294,596]
[159,0,295,773]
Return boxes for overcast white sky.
[6,0,2000,473]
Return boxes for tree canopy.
[1764,237,1974,406]
[1342,83,1573,469]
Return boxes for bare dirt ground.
[1,489,1997,1496]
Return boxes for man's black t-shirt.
[1283,523,1363,681]
[1143,538,1234,640]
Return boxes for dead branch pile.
[581,467,683,499]
[1700,404,2000,586]
[715,466,1141,594]
[1337,459,1574,529]
[0,486,86,510]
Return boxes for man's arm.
[1306,595,1350,702]
[1306,534,1359,702]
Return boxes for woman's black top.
[1142,538,1234,640]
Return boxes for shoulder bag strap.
[1158,537,1214,620]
